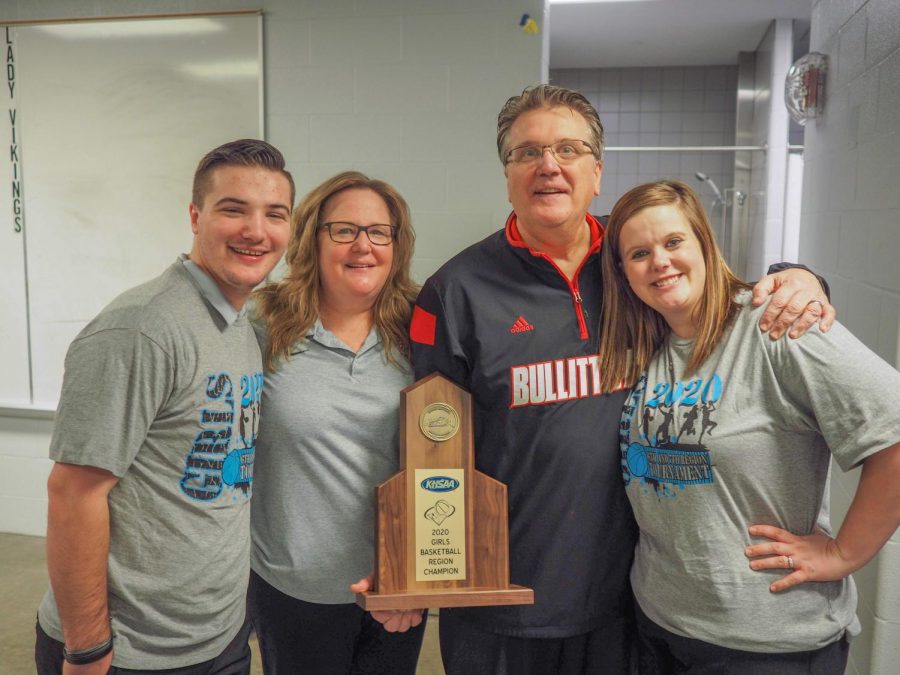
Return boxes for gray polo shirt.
[250,320,412,603]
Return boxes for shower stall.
[694,171,746,270]
[569,25,803,281]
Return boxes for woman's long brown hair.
[597,180,751,392]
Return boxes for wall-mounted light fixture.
[784,52,828,125]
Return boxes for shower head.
[694,171,724,203]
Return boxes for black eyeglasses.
[318,222,397,246]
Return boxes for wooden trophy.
[355,372,534,610]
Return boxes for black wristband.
[62,636,113,665]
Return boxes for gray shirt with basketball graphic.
[620,291,900,652]
[38,258,263,669]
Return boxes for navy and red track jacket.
[410,213,637,638]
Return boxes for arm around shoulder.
[46,462,119,654]
[752,263,834,339]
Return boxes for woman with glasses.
[247,172,426,673]
[596,180,900,674]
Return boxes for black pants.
[438,607,635,675]
[635,602,850,674]
[246,569,426,675]
[35,615,252,674]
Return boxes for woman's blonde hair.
[254,171,419,370]
[598,180,750,392]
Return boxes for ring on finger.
[806,300,824,314]
[786,555,795,570]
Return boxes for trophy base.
[356,585,534,611]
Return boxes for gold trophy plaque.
[356,373,534,610]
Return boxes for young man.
[35,139,294,674]
[409,85,833,674]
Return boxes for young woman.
[597,180,900,674]
[248,172,425,673]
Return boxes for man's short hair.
[496,85,605,164]
[192,139,296,207]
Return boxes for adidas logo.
[509,316,534,334]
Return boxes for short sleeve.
[50,328,174,477]
[410,277,471,386]
[766,321,900,471]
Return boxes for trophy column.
[356,373,534,610]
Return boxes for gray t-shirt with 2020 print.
[620,291,900,652]
[38,258,263,670]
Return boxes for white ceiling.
[550,0,812,69]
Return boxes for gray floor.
[0,533,444,674]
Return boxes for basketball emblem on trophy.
[419,402,460,442]
[425,499,455,525]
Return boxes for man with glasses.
[409,85,833,673]
[35,139,294,674]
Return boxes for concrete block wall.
[0,0,545,536]
[549,65,736,219]
[803,1,900,673]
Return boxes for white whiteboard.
[0,14,263,409]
